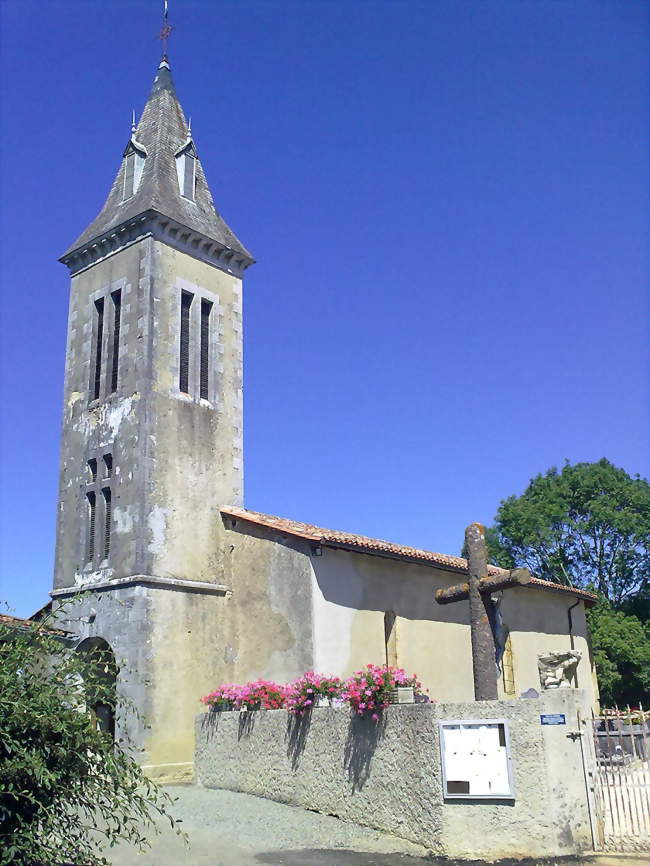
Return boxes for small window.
[183,153,195,200]
[103,453,113,478]
[122,147,145,201]
[93,298,104,400]
[199,299,212,400]
[176,149,196,201]
[86,491,96,563]
[179,291,193,393]
[102,488,112,560]
[123,152,135,199]
[110,290,121,393]
[87,458,97,483]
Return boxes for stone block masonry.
[196,690,596,861]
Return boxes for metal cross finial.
[158,0,175,60]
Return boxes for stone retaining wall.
[195,690,595,861]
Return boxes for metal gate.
[590,706,650,852]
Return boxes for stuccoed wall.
[195,690,595,860]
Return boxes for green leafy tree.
[0,607,183,866]
[586,598,650,707]
[488,459,650,606]
[483,459,650,706]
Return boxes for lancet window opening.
[179,290,193,393]
[90,287,124,402]
[85,451,113,567]
[102,488,112,560]
[86,492,96,563]
[178,287,217,402]
[200,298,212,400]
[93,298,104,400]
[110,289,122,393]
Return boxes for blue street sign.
[540,713,566,725]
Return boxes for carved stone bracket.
[537,650,582,689]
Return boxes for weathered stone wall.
[196,691,595,860]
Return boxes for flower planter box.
[314,696,330,708]
[389,686,414,704]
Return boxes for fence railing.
[591,704,650,851]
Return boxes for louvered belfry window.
[86,492,96,563]
[85,451,113,566]
[179,291,193,393]
[102,488,112,560]
[123,152,135,199]
[93,298,104,400]
[183,153,195,201]
[110,289,122,393]
[200,299,212,400]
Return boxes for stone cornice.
[59,209,255,278]
[51,574,230,598]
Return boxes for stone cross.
[435,523,531,701]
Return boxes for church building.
[51,56,598,782]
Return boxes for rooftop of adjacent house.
[0,613,68,637]
[62,60,252,263]
[221,506,598,604]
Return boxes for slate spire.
[62,60,252,265]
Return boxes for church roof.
[62,60,252,264]
[221,507,598,603]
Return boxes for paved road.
[108,785,433,866]
[106,785,650,866]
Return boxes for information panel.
[439,719,515,800]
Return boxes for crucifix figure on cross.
[435,523,532,700]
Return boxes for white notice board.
[439,719,515,799]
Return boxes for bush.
[0,606,183,866]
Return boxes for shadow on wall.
[200,708,222,742]
[201,707,260,743]
[286,712,312,771]
[284,708,387,792]
[344,713,387,793]
[238,709,258,740]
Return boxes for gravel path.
[107,785,433,865]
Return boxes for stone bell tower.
[52,58,254,779]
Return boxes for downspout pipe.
[567,599,580,651]
[567,599,580,686]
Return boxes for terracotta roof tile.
[0,613,68,636]
[221,507,597,603]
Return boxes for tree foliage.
[488,459,650,606]
[586,598,650,707]
[0,609,182,866]
[484,459,650,706]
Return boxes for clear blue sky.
[0,0,647,618]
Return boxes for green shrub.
[0,605,183,866]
